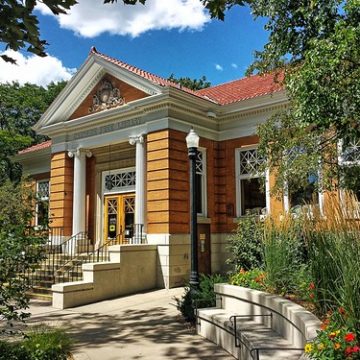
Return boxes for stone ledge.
[52,281,94,293]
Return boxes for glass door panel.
[104,194,135,244]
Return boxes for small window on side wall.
[339,136,360,204]
[236,147,268,217]
[36,180,50,228]
[288,173,320,213]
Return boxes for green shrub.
[226,216,264,271]
[0,327,73,360]
[176,273,227,323]
[0,340,29,360]
[23,327,73,360]
[229,268,267,290]
[0,180,47,331]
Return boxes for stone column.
[68,148,92,235]
[129,135,145,244]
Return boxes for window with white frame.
[235,147,268,217]
[282,145,323,213]
[286,173,322,213]
[196,148,207,216]
[36,180,50,227]
[339,136,360,202]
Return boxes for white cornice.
[37,93,169,137]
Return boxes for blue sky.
[0,1,269,87]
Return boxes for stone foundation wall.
[147,232,232,289]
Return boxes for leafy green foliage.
[167,74,211,91]
[226,216,264,271]
[0,81,66,183]
[257,2,360,195]
[229,268,267,290]
[0,327,72,360]
[263,217,307,295]
[118,2,359,195]
[0,1,77,62]
[176,273,227,323]
[0,181,47,332]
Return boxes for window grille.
[37,180,50,200]
[239,148,264,177]
[342,137,360,164]
[36,180,50,227]
[103,169,136,193]
[196,149,207,216]
[236,148,267,216]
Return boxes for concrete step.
[31,285,52,295]
[27,291,52,301]
[197,308,303,360]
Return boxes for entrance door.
[198,224,211,275]
[104,193,135,244]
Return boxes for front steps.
[197,308,303,360]
[27,252,109,299]
[196,284,320,360]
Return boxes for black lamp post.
[186,128,200,290]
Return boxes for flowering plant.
[229,268,267,291]
[305,309,360,359]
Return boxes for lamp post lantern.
[186,128,200,290]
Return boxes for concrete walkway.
[28,288,234,360]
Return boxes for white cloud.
[0,50,75,86]
[36,0,209,38]
[231,63,238,69]
[215,64,223,71]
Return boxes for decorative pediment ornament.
[89,79,125,113]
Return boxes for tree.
[167,74,211,91]
[0,81,67,183]
[257,1,360,196]
[0,180,46,332]
[0,0,77,63]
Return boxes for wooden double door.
[104,193,135,244]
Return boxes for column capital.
[129,135,144,146]
[67,148,92,158]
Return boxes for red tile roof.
[91,47,284,105]
[90,47,205,99]
[195,72,284,105]
[18,140,52,154]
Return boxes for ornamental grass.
[302,193,360,334]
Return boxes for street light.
[186,128,200,290]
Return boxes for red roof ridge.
[18,140,52,155]
[89,47,200,94]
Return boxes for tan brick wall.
[49,152,73,236]
[146,130,171,234]
[146,130,286,235]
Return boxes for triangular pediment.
[69,74,149,120]
[34,52,164,131]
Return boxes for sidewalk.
[28,287,233,360]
